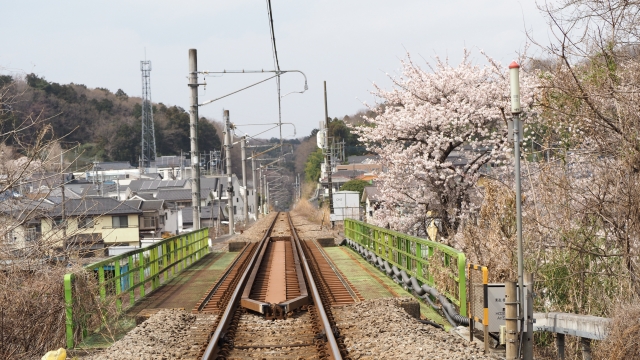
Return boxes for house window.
[25,227,39,242]
[142,216,157,228]
[4,231,16,244]
[78,217,95,228]
[54,218,66,228]
[112,215,129,228]
[233,206,237,215]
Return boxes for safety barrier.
[63,228,209,348]
[468,263,489,351]
[344,219,467,316]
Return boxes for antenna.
[140,59,157,169]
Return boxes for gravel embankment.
[89,309,215,360]
[211,213,278,251]
[334,298,493,360]
[289,212,336,241]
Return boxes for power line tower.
[140,60,157,169]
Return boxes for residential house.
[155,188,209,208]
[0,199,51,253]
[361,186,381,223]
[139,200,166,239]
[164,203,183,235]
[126,179,188,199]
[42,198,142,255]
[205,175,256,222]
[182,206,219,230]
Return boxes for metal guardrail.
[64,228,209,348]
[344,219,467,316]
[534,312,609,340]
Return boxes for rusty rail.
[200,212,279,359]
[200,212,344,360]
[287,213,343,360]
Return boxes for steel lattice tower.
[140,60,157,169]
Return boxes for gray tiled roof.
[49,198,142,217]
[0,199,53,221]
[347,155,379,164]
[200,177,219,191]
[141,199,164,211]
[127,179,188,192]
[181,206,219,224]
[92,162,134,171]
[362,186,381,202]
[124,200,142,210]
[156,189,206,201]
[131,193,155,200]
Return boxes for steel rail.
[308,239,361,303]
[201,213,280,360]
[196,243,252,312]
[287,213,343,360]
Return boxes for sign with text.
[480,284,529,332]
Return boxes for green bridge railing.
[344,219,467,316]
[64,228,209,348]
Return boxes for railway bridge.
[63,211,490,359]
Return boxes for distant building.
[126,179,188,198]
[182,206,219,230]
[361,186,381,223]
[84,161,140,182]
[42,197,142,255]
[0,199,51,254]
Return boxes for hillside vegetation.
[0,74,222,166]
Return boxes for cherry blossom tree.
[354,51,538,238]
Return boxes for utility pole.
[188,49,201,230]
[263,171,268,214]
[60,153,66,240]
[224,110,234,234]
[251,151,256,219]
[324,81,334,224]
[510,61,531,360]
[241,136,249,227]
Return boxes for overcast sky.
[1,1,549,139]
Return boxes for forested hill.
[0,74,221,165]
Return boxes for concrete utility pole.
[509,60,531,360]
[324,81,334,222]
[60,153,66,240]
[224,110,234,234]
[241,136,249,227]
[505,281,518,360]
[188,49,201,230]
[251,151,256,219]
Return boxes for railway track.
[192,212,362,360]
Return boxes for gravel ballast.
[334,298,493,360]
[89,309,214,360]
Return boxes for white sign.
[316,129,326,149]
[331,191,360,221]
[480,284,529,332]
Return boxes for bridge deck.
[322,246,448,328]
[127,251,240,316]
